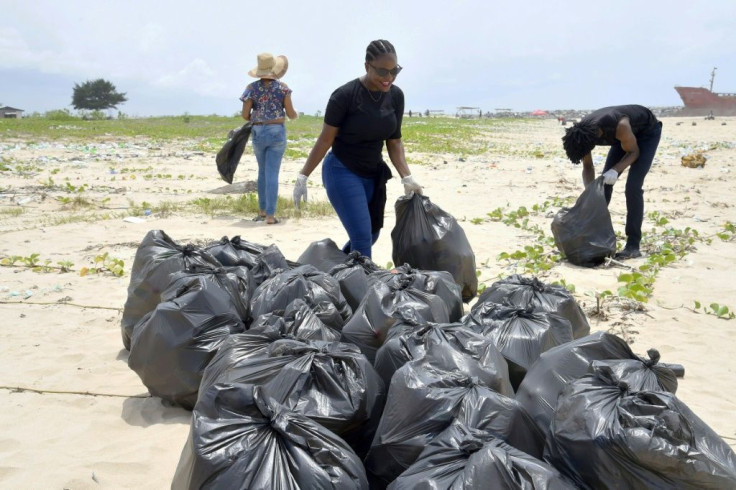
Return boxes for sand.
[0,116,734,488]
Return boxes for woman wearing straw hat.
[241,52,298,224]
[292,40,422,258]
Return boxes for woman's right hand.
[293,173,308,208]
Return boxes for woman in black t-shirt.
[293,39,422,258]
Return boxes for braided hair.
[365,40,396,62]
[562,119,598,163]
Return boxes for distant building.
[0,106,24,118]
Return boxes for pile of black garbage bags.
[121,230,736,489]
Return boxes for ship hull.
[675,86,736,115]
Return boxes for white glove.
[293,173,308,208]
[602,169,619,185]
[401,175,423,196]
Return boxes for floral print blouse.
[240,80,292,123]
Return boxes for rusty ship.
[675,68,736,115]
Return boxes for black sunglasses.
[369,63,403,77]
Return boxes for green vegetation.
[693,301,735,320]
[0,207,25,217]
[72,79,127,111]
[476,199,573,278]
[401,119,491,155]
[188,194,335,219]
[475,201,731,321]
[0,114,246,140]
[1,253,74,273]
[40,212,116,227]
[2,114,732,324]
[716,221,735,241]
[2,251,126,278]
[615,211,705,303]
[80,252,125,277]
[0,114,537,160]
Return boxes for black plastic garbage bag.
[200,315,348,399]
[366,349,534,486]
[297,238,350,273]
[329,251,383,311]
[199,330,289,394]
[341,279,450,363]
[374,319,509,390]
[198,337,385,458]
[516,332,678,454]
[465,303,574,390]
[249,298,342,342]
[249,244,294,285]
[389,423,574,490]
[372,307,431,386]
[477,274,589,339]
[215,123,252,184]
[128,266,250,409]
[121,230,222,350]
[172,383,368,490]
[545,363,736,489]
[391,194,477,302]
[551,176,616,266]
[204,236,293,286]
[370,264,464,322]
[251,265,352,331]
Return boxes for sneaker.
[615,247,642,260]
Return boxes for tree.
[71,79,127,111]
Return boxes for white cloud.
[153,58,227,97]
[0,27,95,76]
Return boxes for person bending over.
[562,104,662,259]
[293,39,422,258]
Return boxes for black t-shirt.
[584,105,659,146]
[324,78,404,177]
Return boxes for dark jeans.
[322,152,380,257]
[602,122,662,249]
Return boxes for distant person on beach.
[562,104,662,259]
[241,52,298,225]
[293,39,422,258]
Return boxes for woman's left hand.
[401,175,423,196]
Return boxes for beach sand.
[0,116,734,488]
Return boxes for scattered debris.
[681,153,707,168]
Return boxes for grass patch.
[1,114,541,159]
[188,193,335,219]
[57,195,94,209]
[0,207,25,217]
[402,118,491,155]
[40,212,117,227]
[284,147,310,159]
[127,199,183,218]
[0,114,325,143]
[1,114,556,162]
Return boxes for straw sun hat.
[248,53,289,80]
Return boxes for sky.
[1,0,735,117]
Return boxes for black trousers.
[602,122,662,248]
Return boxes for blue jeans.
[322,152,380,258]
[602,122,662,249]
[251,124,286,216]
